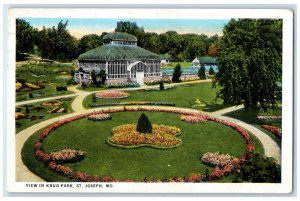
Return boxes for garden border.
[32,106,255,182]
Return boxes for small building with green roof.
[74,32,161,85]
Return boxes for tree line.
[16,19,221,61]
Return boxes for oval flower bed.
[107,124,181,149]
[201,152,238,167]
[88,113,112,121]
[33,107,255,182]
[49,149,85,163]
[95,90,129,99]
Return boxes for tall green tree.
[37,20,79,61]
[215,19,282,110]
[79,34,102,53]
[16,19,38,59]
[172,64,182,83]
[198,66,206,79]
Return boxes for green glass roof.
[78,44,160,60]
[103,32,137,42]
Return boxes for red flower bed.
[262,125,282,138]
[95,90,129,99]
[34,106,255,182]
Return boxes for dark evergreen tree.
[25,105,30,113]
[172,64,182,83]
[209,66,215,75]
[99,70,107,85]
[215,19,282,110]
[136,113,152,134]
[198,66,206,79]
[159,80,164,90]
[91,70,97,85]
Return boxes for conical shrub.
[136,113,152,134]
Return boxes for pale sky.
[22,18,230,39]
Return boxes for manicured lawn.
[77,85,105,92]
[16,63,75,102]
[224,107,282,147]
[15,97,74,134]
[83,83,227,112]
[22,111,264,182]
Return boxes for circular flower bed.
[181,115,207,123]
[88,113,112,121]
[107,124,181,149]
[95,90,129,99]
[201,152,238,167]
[50,149,85,163]
[33,107,255,182]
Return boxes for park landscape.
[15,18,282,183]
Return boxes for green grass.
[77,85,105,92]
[15,97,74,134]
[224,108,282,147]
[83,83,227,112]
[16,63,75,102]
[22,111,264,182]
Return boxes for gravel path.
[15,80,281,181]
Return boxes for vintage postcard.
[5,8,293,193]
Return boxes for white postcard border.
[6,8,294,193]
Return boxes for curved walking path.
[15,79,281,181]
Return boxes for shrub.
[29,93,33,98]
[233,153,281,183]
[198,66,206,79]
[159,80,164,90]
[172,64,182,83]
[56,86,67,92]
[25,105,30,113]
[209,66,215,75]
[136,113,152,134]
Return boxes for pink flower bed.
[88,113,112,121]
[257,115,282,120]
[180,115,207,123]
[95,90,129,99]
[262,125,282,138]
[201,152,238,167]
[34,106,255,182]
[50,149,85,162]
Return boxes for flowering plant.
[16,82,22,91]
[50,149,85,163]
[201,152,238,167]
[48,107,66,113]
[262,125,282,138]
[181,115,207,123]
[95,90,129,99]
[108,124,181,148]
[33,106,255,182]
[257,116,282,120]
[88,113,112,121]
